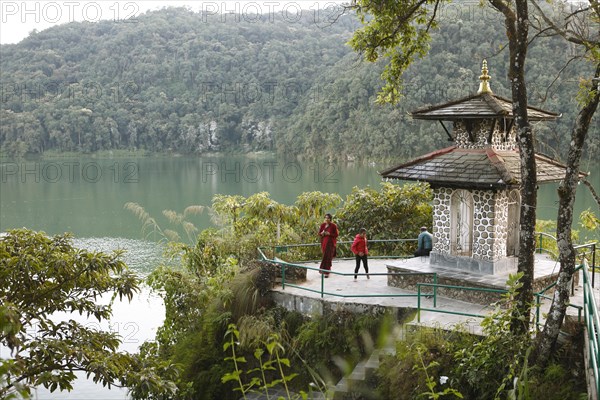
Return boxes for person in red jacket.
[351,228,369,280]
[318,213,338,277]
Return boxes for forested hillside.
[1,4,597,162]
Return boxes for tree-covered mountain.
[1,4,597,162]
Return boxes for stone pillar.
[432,188,452,255]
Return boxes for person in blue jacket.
[414,226,433,256]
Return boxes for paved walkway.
[268,255,600,399]
[272,255,598,334]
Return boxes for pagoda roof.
[410,60,559,121]
[410,92,560,121]
[379,146,586,190]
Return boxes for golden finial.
[478,59,493,94]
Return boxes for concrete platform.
[270,254,597,335]
[269,255,599,399]
[272,257,493,335]
[385,254,564,304]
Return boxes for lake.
[0,154,598,399]
[0,155,384,239]
[2,154,598,238]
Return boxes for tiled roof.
[410,93,560,121]
[379,146,583,189]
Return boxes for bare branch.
[582,179,600,209]
[537,55,582,103]
[530,0,598,48]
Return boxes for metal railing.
[258,246,435,300]
[260,238,600,396]
[536,233,598,285]
[536,232,559,258]
[262,239,418,263]
[582,259,600,398]
[260,247,579,326]
[415,282,506,322]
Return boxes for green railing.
[533,265,585,328]
[536,233,598,285]
[260,239,600,395]
[258,247,436,300]
[415,282,506,322]
[262,239,418,264]
[576,242,598,287]
[582,259,600,397]
[536,232,559,259]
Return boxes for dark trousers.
[414,248,432,257]
[354,254,369,278]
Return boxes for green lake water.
[1,154,598,240]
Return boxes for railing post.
[281,263,286,289]
[321,272,324,298]
[593,243,596,288]
[417,284,421,323]
[433,274,438,308]
[539,234,543,254]
[535,293,541,331]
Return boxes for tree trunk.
[489,0,535,333]
[532,62,600,366]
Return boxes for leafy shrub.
[377,326,473,400]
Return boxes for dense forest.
[0,3,597,162]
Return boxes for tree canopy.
[0,5,597,163]
[0,229,178,399]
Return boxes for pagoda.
[381,60,573,275]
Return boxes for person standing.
[414,226,433,256]
[318,213,338,277]
[351,228,369,280]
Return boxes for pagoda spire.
[477,59,493,94]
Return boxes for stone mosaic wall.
[491,122,517,151]
[387,264,561,304]
[472,190,509,261]
[432,188,511,261]
[453,119,517,150]
[262,261,306,285]
[432,188,452,254]
[387,265,505,305]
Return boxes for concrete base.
[271,291,414,321]
[430,251,518,275]
[387,255,561,305]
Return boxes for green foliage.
[535,219,581,260]
[580,208,600,232]
[222,324,308,400]
[125,186,436,398]
[294,192,343,233]
[336,182,432,242]
[524,362,587,400]
[377,273,586,399]
[579,209,600,268]
[292,310,384,384]
[124,202,204,245]
[0,229,178,399]
[349,0,441,104]
[452,273,534,399]
[1,6,596,162]
[413,345,463,399]
[377,326,474,400]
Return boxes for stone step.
[243,388,327,399]
[332,347,399,399]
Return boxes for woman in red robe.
[318,213,338,277]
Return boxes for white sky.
[0,0,347,45]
